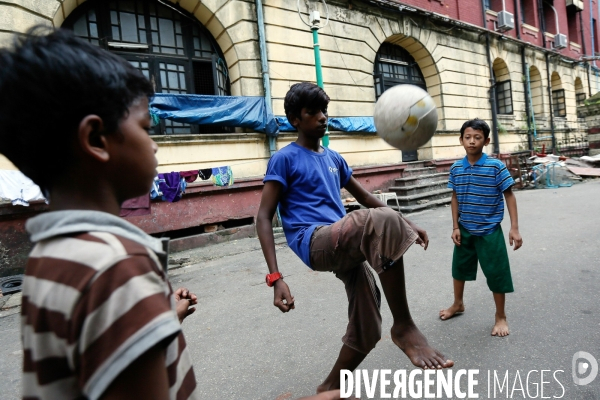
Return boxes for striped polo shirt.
[448,153,514,235]
[21,232,198,400]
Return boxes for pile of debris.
[528,153,600,189]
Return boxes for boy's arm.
[257,181,295,312]
[503,187,523,250]
[344,177,429,250]
[100,344,169,399]
[450,191,461,246]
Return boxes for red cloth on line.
[180,170,198,183]
[120,194,151,217]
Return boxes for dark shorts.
[452,224,514,293]
[309,207,418,354]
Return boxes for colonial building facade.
[1,0,598,171]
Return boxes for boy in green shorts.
[439,119,523,337]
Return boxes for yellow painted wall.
[0,0,596,175]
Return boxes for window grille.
[495,80,513,115]
[552,89,567,117]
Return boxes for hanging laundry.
[211,166,234,187]
[198,168,212,180]
[180,170,198,183]
[150,176,165,200]
[0,170,47,206]
[120,194,151,217]
[158,172,184,202]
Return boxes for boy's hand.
[273,279,295,312]
[509,228,523,250]
[414,225,429,250]
[451,228,461,246]
[174,287,198,323]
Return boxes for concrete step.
[394,172,449,187]
[401,167,436,177]
[395,188,453,206]
[389,181,449,197]
[402,160,427,170]
[390,196,452,214]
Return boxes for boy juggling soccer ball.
[0,28,201,399]
[439,119,523,337]
[257,82,454,394]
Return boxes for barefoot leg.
[317,345,367,393]
[379,259,454,369]
[491,292,509,337]
[440,279,466,320]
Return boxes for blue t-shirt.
[264,142,353,268]
[448,153,514,236]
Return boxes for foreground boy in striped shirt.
[439,119,523,337]
[0,28,201,399]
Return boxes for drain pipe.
[514,0,533,150]
[545,52,557,150]
[481,0,500,154]
[537,0,556,150]
[588,0,595,96]
[255,0,276,157]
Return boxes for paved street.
[1,179,600,399]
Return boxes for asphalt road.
[1,179,599,399]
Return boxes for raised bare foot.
[491,314,509,337]
[439,302,465,320]
[391,323,454,369]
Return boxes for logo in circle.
[572,351,598,386]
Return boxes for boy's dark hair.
[0,26,154,193]
[460,118,491,139]
[284,82,330,125]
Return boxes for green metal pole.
[312,27,329,147]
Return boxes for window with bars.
[64,0,231,135]
[576,92,586,117]
[495,80,513,115]
[576,92,586,107]
[374,43,426,98]
[552,89,567,117]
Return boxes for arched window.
[551,72,566,117]
[374,43,426,161]
[374,43,426,98]
[493,58,513,115]
[529,66,544,116]
[63,0,230,135]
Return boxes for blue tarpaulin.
[150,94,376,136]
[275,116,376,133]
[150,94,279,136]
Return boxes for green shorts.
[452,224,514,293]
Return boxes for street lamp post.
[299,1,329,147]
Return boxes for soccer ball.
[373,84,438,151]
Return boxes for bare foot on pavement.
[439,302,465,320]
[491,314,509,337]
[391,323,454,369]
